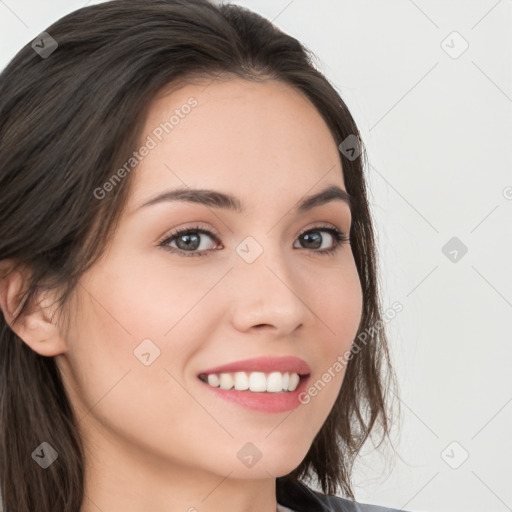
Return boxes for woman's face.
[56,77,363,490]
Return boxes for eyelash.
[158,224,350,258]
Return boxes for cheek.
[303,261,363,400]
[59,276,199,444]
[99,253,219,337]
[310,260,363,353]
[65,256,220,400]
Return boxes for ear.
[0,259,68,357]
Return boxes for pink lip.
[198,356,311,376]
[198,374,311,413]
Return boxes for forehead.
[127,77,346,212]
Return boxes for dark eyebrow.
[138,184,352,214]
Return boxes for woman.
[0,1,404,511]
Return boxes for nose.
[227,246,313,337]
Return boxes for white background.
[1,1,511,511]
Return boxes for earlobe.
[0,259,68,357]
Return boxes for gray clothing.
[276,477,410,512]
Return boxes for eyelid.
[157,220,347,246]
[156,222,220,246]
[297,221,346,235]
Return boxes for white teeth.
[266,371,284,392]
[249,372,267,392]
[234,371,249,390]
[288,372,300,391]
[207,374,220,387]
[202,371,302,392]
[219,373,234,390]
[281,372,290,390]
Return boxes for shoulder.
[313,491,407,512]
[276,477,410,512]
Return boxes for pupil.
[178,234,199,250]
[303,232,321,249]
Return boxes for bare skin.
[0,77,363,512]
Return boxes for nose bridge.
[228,233,310,333]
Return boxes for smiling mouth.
[198,370,308,393]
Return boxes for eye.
[293,226,350,256]
[159,225,219,257]
[158,224,350,258]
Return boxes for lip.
[198,374,311,413]
[197,356,311,377]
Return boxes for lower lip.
[198,375,310,413]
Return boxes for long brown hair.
[0,1,398,510]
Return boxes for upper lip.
[198,356,311,376]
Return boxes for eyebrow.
[137,184,352,214]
